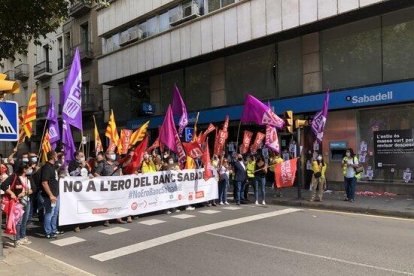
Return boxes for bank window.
[225,44,276,105]
[185,62,211,111]
[278,38,302,98]
[321,17,382,90]
[160,69,185,112]
[382,7,414,82]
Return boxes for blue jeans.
[344,177,356,200]
[16,200,31,240]
[218,178,229,203]
[255,176,266,202]
[43,196,60,236]
[235,181,245,203]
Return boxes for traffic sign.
[0,101,19,141]
[184,127,194,142]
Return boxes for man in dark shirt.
[68,150,91,177]
[41,150,62,239]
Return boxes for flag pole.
[194,112,200,135]
[235,121,242,153]
[37,120,48,164]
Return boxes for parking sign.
[184,127,194,142]
[0,101,18,141]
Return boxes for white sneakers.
[16,237,32,246]
[219,202,224,205]
[262,201,266,205]
[255,201,259,205]
[185,206,195,211]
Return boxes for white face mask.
[79,157,85,162]
[22,158,29,163]
[26,168,33,175]
[30,157,38,163]
[317,156,322,161]
[168,160,174,165]
[110,154,116,161]
[346,152,351,157]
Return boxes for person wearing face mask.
[95,151,127,225]
[342,148,360,202]
[310,154,327,202]
[68,151,91,177]
[20,153,30,166]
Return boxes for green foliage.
[0,0,110,60]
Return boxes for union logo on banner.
[274,158,298,188]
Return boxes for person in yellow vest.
[310,154,327,202]
[244,155,256,201]
[141,153,157,173]
[342,148,361,202]
[268,152,284,195]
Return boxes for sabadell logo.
[346,91,393,104]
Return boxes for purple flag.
[62,47,82,130]
[62,120,76,164]
[46,94,60,149]
[171,84,188,136]
[311,91,330,142]
[240,94,285,129]
[159,105,178,152]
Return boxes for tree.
[0,0,109,60]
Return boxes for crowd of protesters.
[0,143,354,246]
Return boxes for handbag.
[355,166,364,174]
[314,172,322,178]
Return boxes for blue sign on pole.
[184,127,194,142]
[0,101,19,141]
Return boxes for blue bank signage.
[128,80,414,129]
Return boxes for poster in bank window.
[59,169,218,226]
[373,129,414,169]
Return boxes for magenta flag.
[171,84,188,136]
[62,120,76,164]
[241,94,284,129]
[159,105,178,152]
[311,91,330,142]
[62,47,82,130]
[46,94,60,149]
[265,125,280,153]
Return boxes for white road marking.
[207,232,414,276]
[171,214,196,219]
[198,210,221,214]
[222,206,242,210]
[21,246,95,275]
[90,208,300,262]
[138,219,166,226]
[308,208,414,222]
[99,227,130,235]
[50,236,86,247]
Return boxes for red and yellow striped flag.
[105,110,121,154]
[129,121,149,147]
[23,90,37,138]
[18,108,26,143]
[41,130,52,162]
[94,116,103,153]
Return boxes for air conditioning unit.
[129,26,143,42]
[170,1,200,27]
[119,30,131,46]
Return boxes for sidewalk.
[267,187,414,219]
[0,236,93,276]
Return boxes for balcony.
[69,1,92,17]
[57,58,63,71]
[76,42,94,61]
[14,64,29,80]
[82,93,100,112]
[4,70,15,80]
[33,61,52,80]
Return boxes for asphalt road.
[24,204,414,276]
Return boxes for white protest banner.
[59,169,218,226]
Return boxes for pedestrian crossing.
[36,206,300,263]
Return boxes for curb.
[270,199,414,219]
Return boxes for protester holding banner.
[40,151,63,239]
[68,151,91,177]
[245,155,256,201]
[342,148,360,202]
[254,155,267,205]
[218,158,231,205]
[310,154,327,202]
